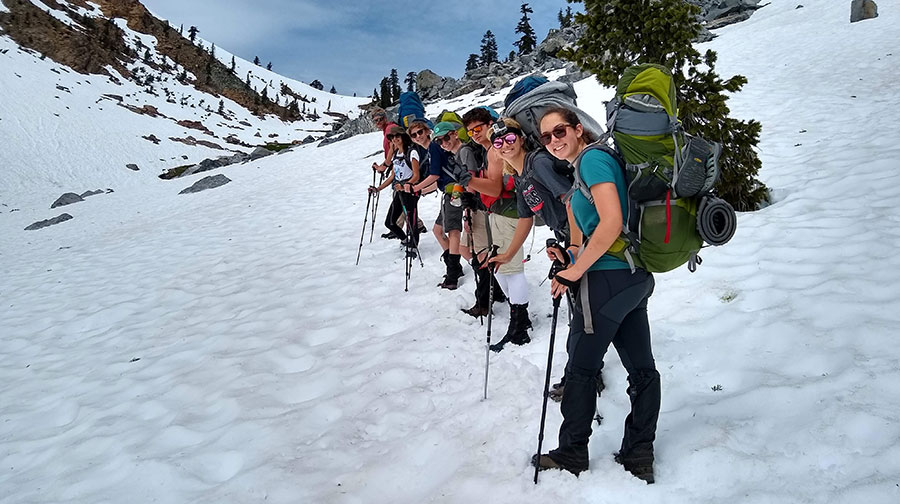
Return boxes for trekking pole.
[370,171,386,243]
[400,196,425,268]
[534,259,566,485]
[483,244,499,401]
[355,190,374,266]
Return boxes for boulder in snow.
[51,192,84,209]
[850,0,878,22]
[179,175,231,194]
[25,213,73,231]
[126,163,140,171]
[249,146,275,160]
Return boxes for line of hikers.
[360,66,736,485]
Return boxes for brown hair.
[539,106,596,144]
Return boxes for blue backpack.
[503,75,549,109]
[398,91,427,128]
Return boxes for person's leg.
[384,194,407,241]
[491,214,530,344]
[542,270,654,474]
[440,198,465,289]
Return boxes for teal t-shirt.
[570,149,630,271]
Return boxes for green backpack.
[573,64,725,273]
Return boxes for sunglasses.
[466,124,487,137]
[409,129,428,139]
[492,133,518,149]
[434,132,454,146]
[539,124,573,146]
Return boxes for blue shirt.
[569,149,630,271]
[428,142,453,191]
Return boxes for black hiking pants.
[384,191,420,244]
[550,268,659,471]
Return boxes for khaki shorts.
[490,213,525,275]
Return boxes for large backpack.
[436,110,471,142]
[504,79,606,152]
[572,64,733,273]
[504,75,549,108]
[398,91,427,128]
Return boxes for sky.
[140,0,578,97]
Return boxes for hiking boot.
[461,303,489,318]
[439,253,463,290]
[381,231,400,240]
[531,453,584,476]
[400,237,417,248]
[614,451,655,484]
[406,249,417,259]
[505,303,532,345]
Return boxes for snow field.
[2,1,900,503]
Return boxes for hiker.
[426,120,471,290]
[532,106,659,484]
[370,108,424,239]
[368,125,421,253]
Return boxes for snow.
[2,1,900,503]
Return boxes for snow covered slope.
[0,0,369,210]
[2,1,899,503]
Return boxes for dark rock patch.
[126,163,140,171]
[25,213,73,231]
[51,192,84,209]
[179,175,231,194]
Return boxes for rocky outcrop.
[850,0,878,22]
[25,213,73,231]
[179,174,231,194]
[51,192,84,209]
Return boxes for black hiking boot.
[461,303,489,318]
[506,303,532,345]
[439,253,462,290]
[531,453,585,476]
[381,230,400,240]
[614,451,655,484]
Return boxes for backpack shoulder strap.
[568,143,623,205]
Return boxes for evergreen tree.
[373,88,380,104]
[558,7,574,29]
[210,44,215,58]
[330,85,337,94]
[562,0,768,211]
[480,30,499,66]
[266,62,272,71]
[404,72,416,92]
[179,24,183,35]
[143,49,151,62]
[506,50,516,62]
[230,55,236,73]
[514,3,536,55]
[379,77,391,109]
[465,53,479,72]
[187,26,198,42]
[310,79,324,90]
[218,100,224,115]
[389,69,401,104]
[253,56,260,66]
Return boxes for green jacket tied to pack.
[573,64,737,273]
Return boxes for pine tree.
[404,72,416,92]
[389,69,401,104]
[253,56,260,66]
[562,0,768,211]
[218,100,224,115]
[179,24,183,35]
[514,3,536,55]
[188,26,198,42]
[143,49,151,62]
[310,79,324,90]
[267,62,272,71]
[330,85,337,94]
[480,30,499,66]
[507,50,516,62]
[210,44,215,58]
[379,77,391,109]
[558,7,574,29]
[465,53,479,72]
[373,88,380,104]
[230,55,236,73]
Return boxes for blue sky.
[141,0,578,97]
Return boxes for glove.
[460,192,480,211]
[457,169,473,187]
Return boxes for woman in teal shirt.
[533,106,660,484]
